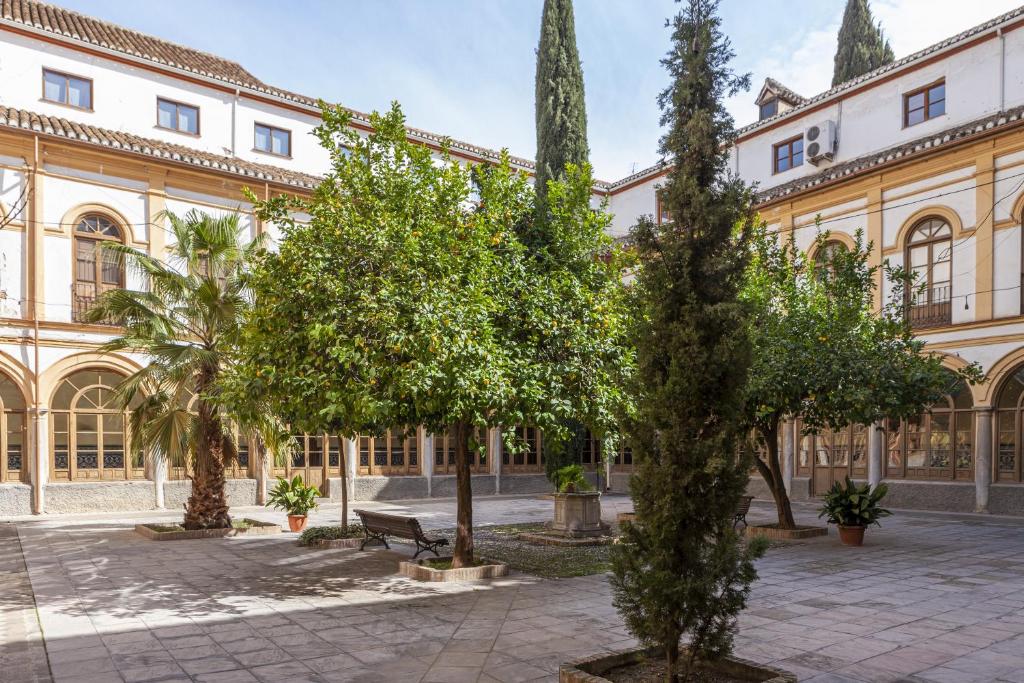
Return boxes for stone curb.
[134,519,281,541]
[314,537,364,549]
[517,532,615,547]
[559,645,796,682]
[398,558,509,582]
[744,524,827,540]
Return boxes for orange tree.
[741,226,981,529]
[236,102,632,567]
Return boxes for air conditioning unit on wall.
[805,120,836,165]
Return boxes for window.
[357,429,419,475]
[42,68,92,110]
[157,98,199,135]
[501,426,544,473]
[656,192,672,225]
[759,98,778,121]
[254,123,291,157]
[51,369,144,481]
[73,214,124,323]
[434,426,488,474]
[904,81,945,127]
[812,240,848,280]
[905,218,952,328]
[995,366,1024,483]
[887,376,973,481]
[773,136,803,174]
[264,433,343,489]
[0,373,25,484]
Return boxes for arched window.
[357,429,419,476]
[73,214,125,323]
[0,373,26,483]
[434,426,489,475]
[886,376,973,481]
[168,398,253,481]
[905,218,952,328]
[51,368,144,481]
[996,366,1024,483]
[812,240,848,280]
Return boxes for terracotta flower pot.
[287,515,308,533]
[837,524,865,546]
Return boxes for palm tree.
[87,210,279,529]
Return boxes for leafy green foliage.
[534,0,588,224]
[741,226,982,529]
[87,210,286,530]
[267,475,320,517]
[610,2,763,680]
[819,477,892,527]
[552,464,592,493]
[832,0,895,86]
[237,101,633,566]
[298,524,365,546]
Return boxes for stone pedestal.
[550,492,609,538]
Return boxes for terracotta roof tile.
[0,105,322,189]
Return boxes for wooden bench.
[354,509,449,558]
[734,495,754,530]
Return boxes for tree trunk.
[183,388,231,530]
[753,421,797,530]
[338,434,349,532]
[665,637,680,683]
[451,420,474,568]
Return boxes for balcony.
[907,285,951,329]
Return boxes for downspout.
[998,28,1006,112]
[30,135,43,514]
[231,88,239,156]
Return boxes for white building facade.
[0,0,1023,515]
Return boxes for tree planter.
[838,524,865,546]
[560,645,795,683]
[744,524,827,541]
[399,558,509,582]
[287,515,308,533]
[135,519,280,541]
[550,491,610,538]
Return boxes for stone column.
[31,406,46,514]
[868,420,884,487]
[975,408,993,513]
[491,427,502,494]
[605,450,613,492]
[422,430,434,498]
[781,419,795,496]
[153,453,167,509]
[255,443,269,506]
[343,437,357,509]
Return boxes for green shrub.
[298,524,364,546]
[819,477,892,527]
[267,475,320,516]
[553,464,592,493]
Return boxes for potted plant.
[267,475,320,532]
[818,477,891,546]
[549,464,609,538]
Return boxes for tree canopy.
[238,102,632,566]
[832,0,895,86]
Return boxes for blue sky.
[56,0,1023,181]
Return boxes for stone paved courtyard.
[4,495,1024,683]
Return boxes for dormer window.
[759,98,778,121]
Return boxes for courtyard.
[1,497,1023,683]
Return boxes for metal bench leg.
[360,530,390,551]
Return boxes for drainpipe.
[29,136,44,515]
[32,318,43,514]
[231,88,239,156]
[998,28,1006,112]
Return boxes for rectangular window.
[656,192,672,225]
[156,97,199,135]
[773,135,803,174]
[42,68,92,110]
[904,81,945,127]
[254,123,291,157]
[759,99,778,121]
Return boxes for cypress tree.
[832,0,895,86]
[610,1,765,681]
[534,0,588,224]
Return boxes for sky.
[53,0,1024,182]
